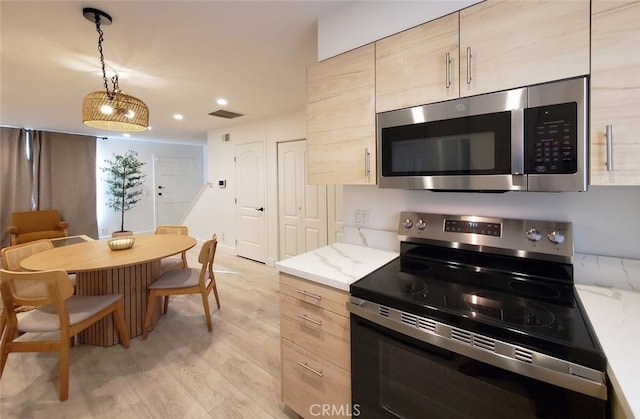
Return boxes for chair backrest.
[0,269,74,310]
[197,238,218,282]
[1,239,54,271]
[11,210,61,233]
[155,225,188,236]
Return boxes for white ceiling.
[0,1,343,145]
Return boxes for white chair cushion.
[149,268,202,290]
[17,294,121,333]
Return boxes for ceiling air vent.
[208,109,244,119]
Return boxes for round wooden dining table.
[21,234,197,346]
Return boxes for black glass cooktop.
[350,243,605,370]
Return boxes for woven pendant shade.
[82,90,149,132]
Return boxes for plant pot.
[112,231,133,238]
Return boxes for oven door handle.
[382,404,408,419]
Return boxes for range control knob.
[525,228,542,241]
[416,219,427,230]
[403,218,414,229]
[547,230,565,244]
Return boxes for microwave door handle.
[512,108,525,175]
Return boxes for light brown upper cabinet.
[590,0,640,186]
[376,12,459,113]
[307,44,376,185]
[459,0,590,98]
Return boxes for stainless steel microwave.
[377,77,588,192]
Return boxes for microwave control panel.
[525,103,577,175]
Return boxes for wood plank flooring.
[0,247,300,419]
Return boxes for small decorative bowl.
[108,237,135,251]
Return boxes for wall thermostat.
[218,179,226,188]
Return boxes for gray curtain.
[0,127,32,247]
[31,130,99,239]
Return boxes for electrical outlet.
[221,233,225,242]
[101,228,108,235]
[355,210,369,226]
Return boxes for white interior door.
[278,140,327,260]
[154,157,197,226]
[235,141,267,263]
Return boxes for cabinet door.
[459,0,590,97]
[376,12,460,112]
[590,1,640,185]
[307,44,375,185]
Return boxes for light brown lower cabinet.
[279,273,351,418]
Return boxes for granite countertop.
[275,242,399,291]
[276,244,639,417]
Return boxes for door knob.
[256,207,264,212]
[158,186,164,189]
[158,193,162,196]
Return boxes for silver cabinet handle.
[297,361,323,377]
[297,313,322,326]
[364,147,371,178]
[466,47,472,85]
[296,289,322,301]
[445,52,451,88]
[605,125,614,171]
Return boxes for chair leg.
[163,296,170,314]
[59,340,71,401]
[0,312,5,340]
[113,299,130,348]
[0,319,17,377]
[201,291,213,332]
[181,252,188,269]
[212,279,221,309]
[143,291,157,340]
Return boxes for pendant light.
[81,8,149,132]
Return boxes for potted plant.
[101,150,146,236]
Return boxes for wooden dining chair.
[0,268,129,401]
[142,237,220,339]
[154,225,189,272]
[1,239,55,338]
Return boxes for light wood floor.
[0,247,299,419]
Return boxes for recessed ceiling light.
[216,98,228,106]
[174,114,183,120]
[123,133,130,137]
[147,126,152,130]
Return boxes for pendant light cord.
[94,15,116,100]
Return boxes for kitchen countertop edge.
[275,242,399,292]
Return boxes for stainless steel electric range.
[348,212,608,419]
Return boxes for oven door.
[351,314,607,419]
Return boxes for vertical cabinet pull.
[445,52,451,88]
[466,47,472,85]
[298,361,324,377]
[364,147,371,178]
[605,125,614,172]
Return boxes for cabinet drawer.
[280,273,349,317]
[280,300,350,371]
[282,339,351,419]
